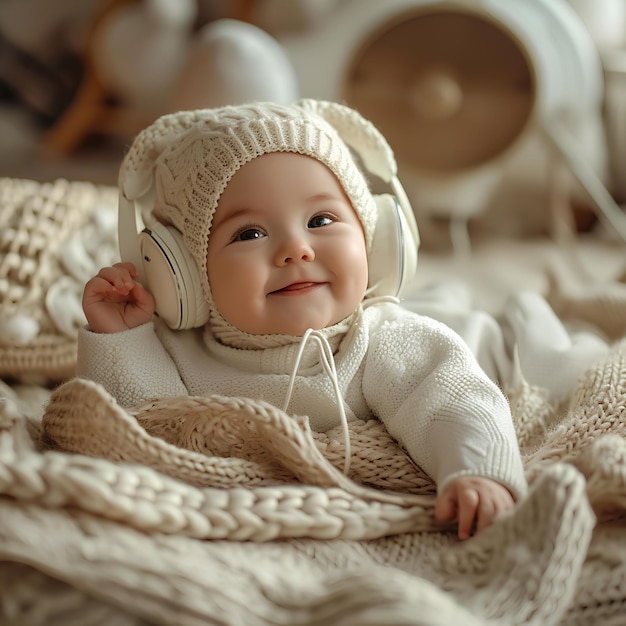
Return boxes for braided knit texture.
[1,340,626,625]
[0,178,118,381]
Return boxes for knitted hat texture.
[119,100,393,311]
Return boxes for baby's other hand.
[82,263,155,333]
[435,476,515,540]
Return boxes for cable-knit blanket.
[1,338,626,625]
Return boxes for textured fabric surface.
[0,177,118,382]
[1,337,626,625]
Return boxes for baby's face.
[206,152,369,336]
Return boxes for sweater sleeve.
[362,311,527,500]
[76,322,188,407]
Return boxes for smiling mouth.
[270,282,323,295]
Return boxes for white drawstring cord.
[282,328,352,475]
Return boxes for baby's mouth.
[270,282,321,294]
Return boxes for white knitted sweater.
[76,301,527,498]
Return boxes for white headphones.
[118,107,420,330]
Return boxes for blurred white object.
[92,0,198,111]
[0,315,40,346]
[568,0,626,50]
[91,3,298,115]
[45,3,300,154]
[171,19,299,110]
[279,0,612,244]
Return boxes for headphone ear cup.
[368,194,419,298]
[139,223,210,330]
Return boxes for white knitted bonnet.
[119,99,397,314]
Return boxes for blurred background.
[1,0,626,248]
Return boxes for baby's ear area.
[366,194,419,299]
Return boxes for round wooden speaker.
[343,9,536,175]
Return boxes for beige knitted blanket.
[1,338,626,625]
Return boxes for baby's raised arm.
[82,262,155,333]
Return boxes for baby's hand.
[435,476,515,540]
[82,263,155,333]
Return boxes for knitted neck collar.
[204,305,358,353]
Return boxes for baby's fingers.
[457,487,480,540]
[94,264,137,295]
[434,492,457,523]
[475,498,498,534]
[127,280,155,310]
[475,487,513,534]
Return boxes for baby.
[78,99,527,539]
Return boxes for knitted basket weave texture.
[0,177,118,381]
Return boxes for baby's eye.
[308,214,334,229]
[233,227,265,242]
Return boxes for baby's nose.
[276,235,315,265]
